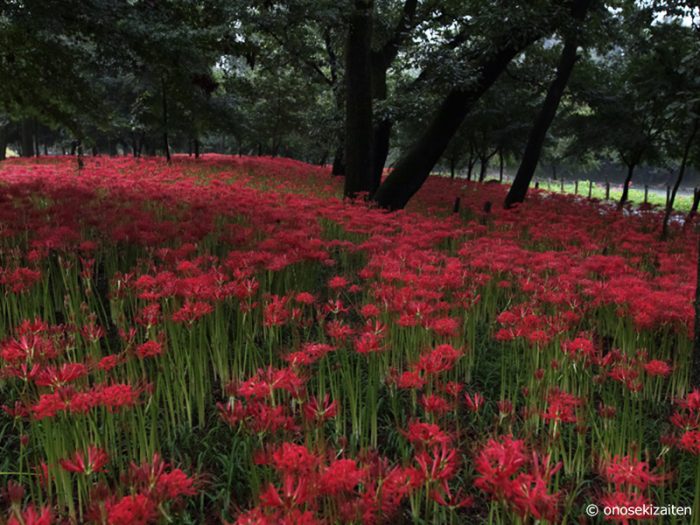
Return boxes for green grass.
[533,179,696,212]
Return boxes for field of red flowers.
[0,155,697,524]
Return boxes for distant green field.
[531,179,696,212]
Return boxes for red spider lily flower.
[171,300,214,324]
[420,394,452,416]
[601,455,669,490]
[354,330,385,354]
[59,445,109,475]
[5,480,24,504]
[678,431,700,454]
[135,303,161,327]
[294,291,315,304]
[34,363,88,388]
[325,319,354,340]
[416,344,462,376]
[643,359,672,377]
[8,505,52,525]
[319,458,367,495]
[474,435,528,498]
[497,399,513,416]
[598,491,652,525]
[284,343,334,367]
[444,381,463,398]
[263,295,290,326]
[328,276,349,290]
[105,493,158,525]
[303,394,338,422]
[541,389,583,425]
[428,317,459,337]
[96,383,143,412]
[464,392,485,413]
[271,443,318,476]
[96,354,124,372]
[360,303,380,318]
[403,421,452,449]
[598,403,617,419]
[259,474,312,511]
[135,340,163,359]
[414,441,459,483]
[129,453,196,501]
[397,371,425,390]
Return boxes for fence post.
[588,181,593,198]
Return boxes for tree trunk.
[161,75,171,163]
[450,157,456,179]
[373,25,546,210]
[618,164,635,210]
[331,143,345,175]
[479,157,489,182]
[20,118,34,157]
[344,0,374,198]
[686,189,700,226]
[504,38,586,207]
[372,118,392,190]
[498,149,504,182]
[194,138,200,159]
[0,124,7,161]
[662,119,698,239]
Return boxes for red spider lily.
[402,421,452,448]
[271,443,318,476]
[7,505,52,525]
[283,342,334,367]
[59,445,109,475]
[474,435,528,498]
[397,370,425,389]
[171,300,214,324]
[135,340,163,359]
[464,392,485,413]
[328,276,349,290]
[294,291,315,304]
[416,344,462,376]
[319,458,367,495]
[414,441,459,483]
[105,493,158,525]
[678,431,700,454]
[420,394,452,416]
[643,359,672,377]
[542,389,583,425]
[34,363,88,388]
[303,394,338,422]
[601,455,669,490]
[598,491,652,525]
[129,453,196,501]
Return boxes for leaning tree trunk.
[344,0,375,197]
[618,163,636,210]
[372,22,547,210]
[662,119,698,239]
[505,43,586,206]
